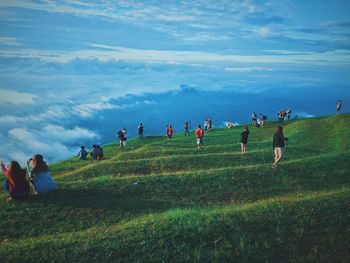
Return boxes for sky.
[0,0,349,163]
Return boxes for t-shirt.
[31,170,56,194]
[1,165,29,194]
[273,132,285,149]
[240,131,249,143]
[195,128,204,138]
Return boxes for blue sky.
[0,0,349,163]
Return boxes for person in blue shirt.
[77,146,87,160]
[26,154,56,194]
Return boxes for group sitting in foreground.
[1,154,56,201]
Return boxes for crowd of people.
[1,99,344,201]
[77,145,104,160]
[251,112,268,128]
[277,109,292,122]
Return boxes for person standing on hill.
[121,128,127,147]
[204,120,208,132]
[184,121,190,136]
[167,125,173,139]
[272,126,288,168]
[117,130,124,149]
[336,99,342,115]
[195,125,204,149]
[251,112,257,126]
[1,160,29,201]
[240,127,249,154]
[207,118,212,131]
[138,123,144,139]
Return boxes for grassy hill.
[1,115,350,262]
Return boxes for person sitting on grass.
[26,154,56,194]
[272,126,288,168]
[96,145,104,159]
[77,146,87,160]
[195,125,204,149]
[240,127,249,154]
[1,160,30,201]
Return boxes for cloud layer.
[0,0,349,163]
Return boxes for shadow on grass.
[28,187,197,212]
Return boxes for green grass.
[1,114,350,262]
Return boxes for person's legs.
[243,143,247,153]
[273,148,283,167]
[197,138,200,149]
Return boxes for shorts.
[197,137,203,145]
[274,147,284,157]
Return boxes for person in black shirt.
[272,126,288,168]
[184,121,190,136]
[240,127,249,154]
[138,123,144,139]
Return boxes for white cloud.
[0,37,20,46]
[225,67,274,73]
[42,125,99,143]
[4,125,99,164]
[254,27,273,37]
[183,34,230,42]
[0,89,37,105]
[73,102,120,117]
[2,46,350,66]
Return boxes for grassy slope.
[1,115,349,262]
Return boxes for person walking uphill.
[26,154,56,194]
[166,125,173,140]
[1,160,29,201]
[272,126,288,168]
[240,127,249,154]
[138,123,144,139]
[336,99,342,115]
[195,125,204,149]
[184,121,190,136]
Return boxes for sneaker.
[6,196,13,202]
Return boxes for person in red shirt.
[1,160,29,201]
[167,125,173,139]
[195,125,204,149]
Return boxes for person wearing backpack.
[138,123,144,139]
[195,125,204,149]
[77,146,87,160]
[1,160,30,201]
